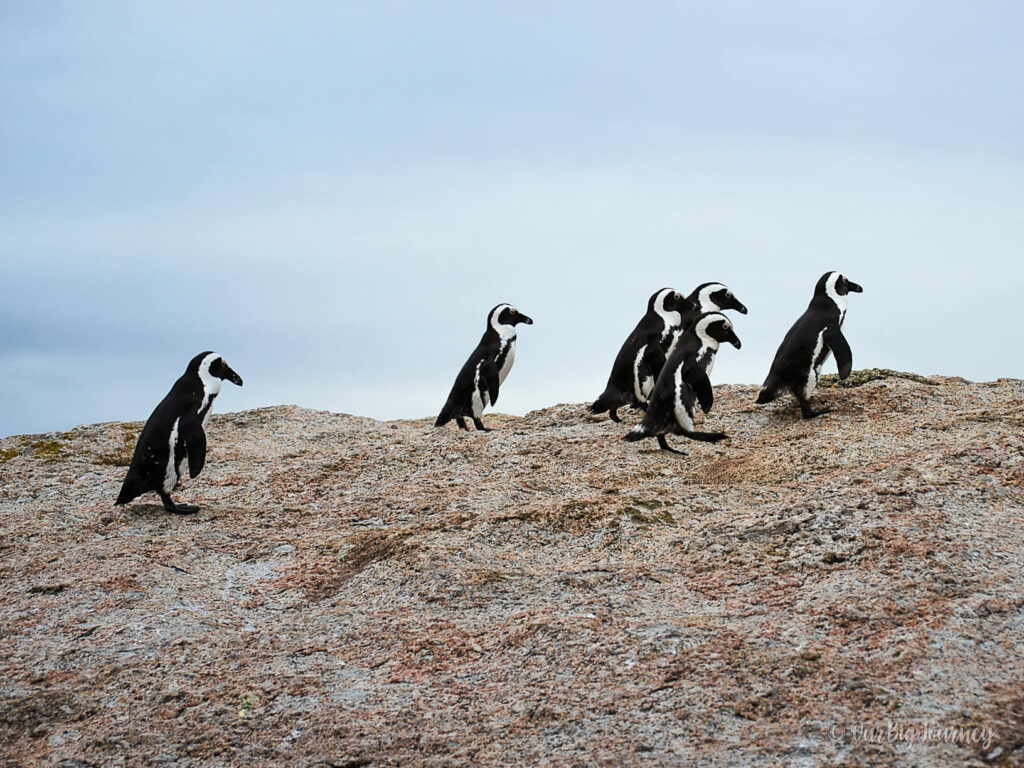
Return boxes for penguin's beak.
[846,280,863,293]
[734,300,748,315]
[729,332,742,349]
[517,313,534,326]
[223,365,243,386]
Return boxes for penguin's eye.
[726,291,733,298]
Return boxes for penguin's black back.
[591,292,684,413]
[435,330,501,425]
[636,329,706,436]
[760,285,843,396]
[610,312,668,379]
[115,367,205,505]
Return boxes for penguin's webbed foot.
[160,493,200,515]
[456,418,470,431]
[473,418,492,432]
[800,404,832,419]
[609,408,621,423]
[657,436,687,455]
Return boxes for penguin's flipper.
[823,326,853,379]
[635,359,653,402]
[683,367,715,414]
[482,360,500,406]
[180,416,207,478]
[644,343,667,381]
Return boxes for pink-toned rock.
[1,371,1022,767]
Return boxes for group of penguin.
[115,271,861,515]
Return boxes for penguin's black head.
[696,313,742,349]
[490,304,533,330]
[696,283,748,315]
[210,356,244,386]
[837,274,863,295]
[189,352,243,386]
[818,271,864,297]
[649,288,693,316]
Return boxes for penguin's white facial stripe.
[825,272,847,318]
[197,353,224,413]
[694,315,723,350]
[699,284,727,312]
[489,304,517,340]
[653,290,682,331]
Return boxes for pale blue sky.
[2,1,1022,436]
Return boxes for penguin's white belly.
[498,342,515,385]
[633,345,649,403]
[665,333,680,358]
[472,363,487,417]
[201,402,215,428]
[163,419,181,493]
[672,367,695,431]
[641,374,655,400]
[805,331,830,399]
[702,352,715,377]
[176,452,188,487]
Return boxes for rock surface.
[1,371,1023,767]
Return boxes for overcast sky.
[2,1,1022,437]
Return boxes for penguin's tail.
[682,429,728,443]
[755,383,777,404]
[115,474,143,506]
[589,389,623,416]
[434,404,453,428]
[622,424,648,442]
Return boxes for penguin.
[115,352,243,514]
[681,282,748,332]
[755,271,863,418]
[435,304,533,432]
[624,312,741,454]
[589,288,694,422]
[667,282,749,356]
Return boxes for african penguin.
[435,304,533,432]
[756,271,863,418]
[668,282,748,356]
[589,288,693,422]
[115,352,243,514]
[624,312,741,454]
